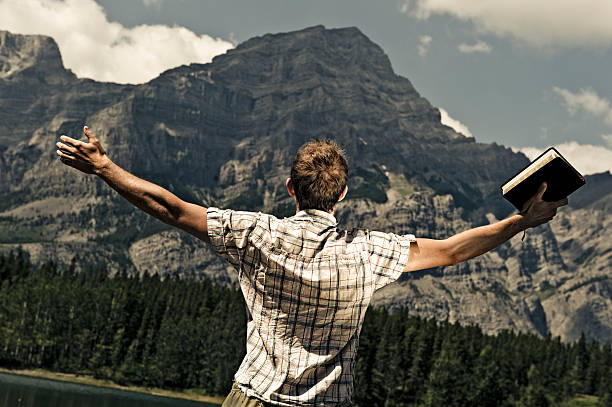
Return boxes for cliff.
[0,27,609,343]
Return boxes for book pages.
[502,149,559,195]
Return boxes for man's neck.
[295,207,334,215]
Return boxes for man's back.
[207,207,415,405]
[56,128,567,406]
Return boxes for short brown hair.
[290,139,348,212]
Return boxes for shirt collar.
[293,209,337,227]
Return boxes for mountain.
[0,26,610,343]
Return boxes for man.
[57,126,567,406]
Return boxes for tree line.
[0,251,610,406]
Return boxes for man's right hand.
[519,183,568,229]
[56,125,210,243]
[56,126,110,175]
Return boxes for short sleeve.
[206,207,259,269]
[368,231,416,290]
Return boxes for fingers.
[546,198,568,212]
[60,126,95,147]
[540,198,567,224]
[521,199,533,214]
[56,148,77,167]
[521,184,568,228]
[59,156,74,166]
[555,198,569,207]
[56,141,77,154]
[535,182,547,201]
[60,131,101,153]
[83,125,94,142]
[82,125,107,155]
[56,147,74,158]
[59,135,83,148]
[521,183,547,214]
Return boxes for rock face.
[0,27,610,343]
[0,31,69,80]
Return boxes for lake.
[0,372,220,407]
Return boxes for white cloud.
[458,41,492,54]
[553,87,612,127]
[0,0,234,84]
[402,0,612,49]
[399,2,410,14]
[602,134,612,148]
[516,142,612,175]
[142,0,162,7]
[439,108,473,138]
[418,35,432,57]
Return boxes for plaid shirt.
[207,207,415,406]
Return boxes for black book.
[501,147,585,211]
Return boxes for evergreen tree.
[568,333,589,394]
[0,251,611,404]
[423,334,470,406]
[469,344,507,407]
[599,391,612,407]
[518,364,550,407]
[404,319,435,405]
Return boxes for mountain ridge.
[0,30,72,81]
[0,26,609,343]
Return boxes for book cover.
[501,147,585,211]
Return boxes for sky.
[1,0,611,175]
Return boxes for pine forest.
[0,251,610,406]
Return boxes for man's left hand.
[520,182,568,229]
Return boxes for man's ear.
[286,178,296,197]
[338,185,348,202]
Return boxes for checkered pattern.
[207,208,415,406]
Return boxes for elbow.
[166,206,182,226]
[157,196,184,226]
[165,208,184,227]
[146,201,181,227]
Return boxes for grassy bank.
[0,367,224,405]
[559,394,600,407]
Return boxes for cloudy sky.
[1,0,611,174]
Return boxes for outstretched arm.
[403,183,568,272]
[56,126,209,243]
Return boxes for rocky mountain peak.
[0,26,610,343]
[569,171,612,212]
[216,25,392,76]
[166,25,411,102]
[0,30,73,82]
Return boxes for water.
[0,372,220,407]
